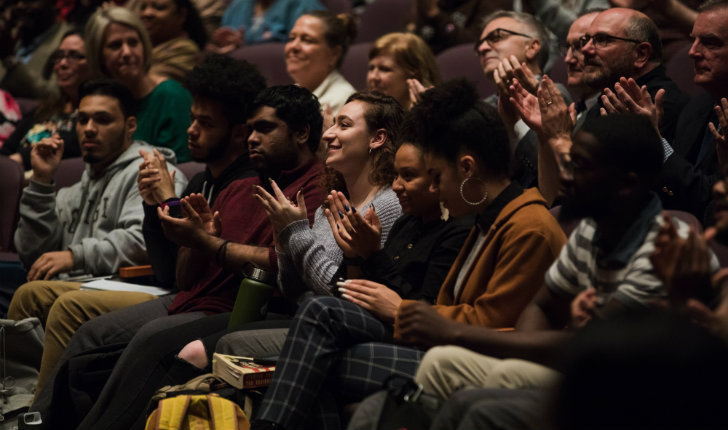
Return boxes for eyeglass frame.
[558,42,581,57]
[474,28,535,53]
[50,50,87,65]
[577,33,643,50]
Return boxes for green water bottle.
[227,264,275,329]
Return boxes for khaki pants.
[414,345,561,399]
[8,281,157,393]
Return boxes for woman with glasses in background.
[1,30,90,171]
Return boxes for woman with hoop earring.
[239,80,567,430]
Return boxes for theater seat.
[341,42,371,91]
[229,43,293,86]
[437,44,496,99]
[0,155,25,252]
[354,0,411,44]
[665,42,703,97]
[54,157,85,191]
[320,0,351,14]
[177,161,206,181]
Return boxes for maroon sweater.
[168,159,324,314]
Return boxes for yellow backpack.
[145,393,250,430]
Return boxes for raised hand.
[407,78,430,107]
[185,193,221,237]
[137,148,177,205]
[30,133,64,184]
[650,215,713,306]
[324,191,382,259]
[509,78,541,132]
[600,77,664,137]
[254,179,307,235]
[538,75,574,142]
[709,97,728,173]
[570,288,599,328]
[208,27,244,54]
[158,195,218,247]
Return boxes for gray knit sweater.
[276,187,402,304]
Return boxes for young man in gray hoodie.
[7,79,186,387]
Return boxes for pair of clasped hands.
[252,182,405,324]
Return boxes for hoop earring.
[460,177,488,206]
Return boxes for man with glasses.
[578,7,688,143]
[475,10,564,189]
[561,10,603,126]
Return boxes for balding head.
[580,8,661,90]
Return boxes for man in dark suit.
[657,0,728,221]
[578,7,689,143]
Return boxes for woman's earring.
[459,176,488,206]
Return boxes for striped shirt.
[545,213,714,308]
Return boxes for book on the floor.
[212,353,276,389]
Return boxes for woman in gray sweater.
[259,91,404,304]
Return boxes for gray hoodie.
[14,141,188,277]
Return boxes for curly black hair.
[401,79,510,178]
[183,54,266,125]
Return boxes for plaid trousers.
[256,296,425,430]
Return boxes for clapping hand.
[158,194,221,247]
[324,191,382,259]
[137,148,177,206]
[254,179,307,236]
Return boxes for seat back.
[54,157,85,191]
[177,161,206,181]
[548,205,580,238]
[354,0,411,44]
[665,42,702,97]
[340,42,371,91]
[546,54,571,96]
[0,155,25,251]
[229,43,293,86]
[320,0,351,13]
[437,43,497,99]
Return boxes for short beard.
[82,154,100,164]
[583,59,633,92]
[192,137,229,164]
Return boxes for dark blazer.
[578,65,689,143]
[658,92,718,221]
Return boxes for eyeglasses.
[559,42,581,57]
[577,33,643,49]
[474,28,534,53]
[50,50,86,64]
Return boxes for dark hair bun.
[336,13,358,42]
